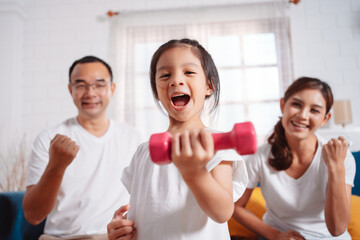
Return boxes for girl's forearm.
[183,170,234,223]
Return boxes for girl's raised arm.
[172,129,234,223]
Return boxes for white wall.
[289,0,360,126]
[288,0,360,150]
[0,0,24,154]
[0,0,359,162]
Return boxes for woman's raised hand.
[322,136,348,171]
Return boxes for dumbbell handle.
[149,121,257,165]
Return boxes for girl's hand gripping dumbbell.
[149,121,257,164]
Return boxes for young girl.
[107,39,248,240]
[233,77,356,240]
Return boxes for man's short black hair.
[68,56,113,83]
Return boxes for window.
[208,29,285,144]
[133,42,168,133]
[113,3,292,143]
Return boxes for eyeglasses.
[71,82,111,93]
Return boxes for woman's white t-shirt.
[245,133,356,239]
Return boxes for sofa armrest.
[351,151,360,196]
[349,195,360,240]
[0,191,45,240]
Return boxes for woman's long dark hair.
[268,77,333,170]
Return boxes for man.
[23,56,143,239]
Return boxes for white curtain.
[110,2,292,141]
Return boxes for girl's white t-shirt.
[122,141,248,240]
[245,133,356,239]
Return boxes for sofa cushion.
[228,187,265,239]
[352,151,360,196]
[0,191,45,240]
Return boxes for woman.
[233,77,356,240]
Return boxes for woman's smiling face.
[155,46,213,127]
[280,88,330,141]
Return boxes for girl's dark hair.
[69,55,113,83]
[149,38,220,113]
[268,76,334,170]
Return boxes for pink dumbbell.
[149,121,257,165]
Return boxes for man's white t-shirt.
[26,117,143,237]
[121,141,248,240]
[245,133,356,239]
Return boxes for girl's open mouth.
[171,94,190,107]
